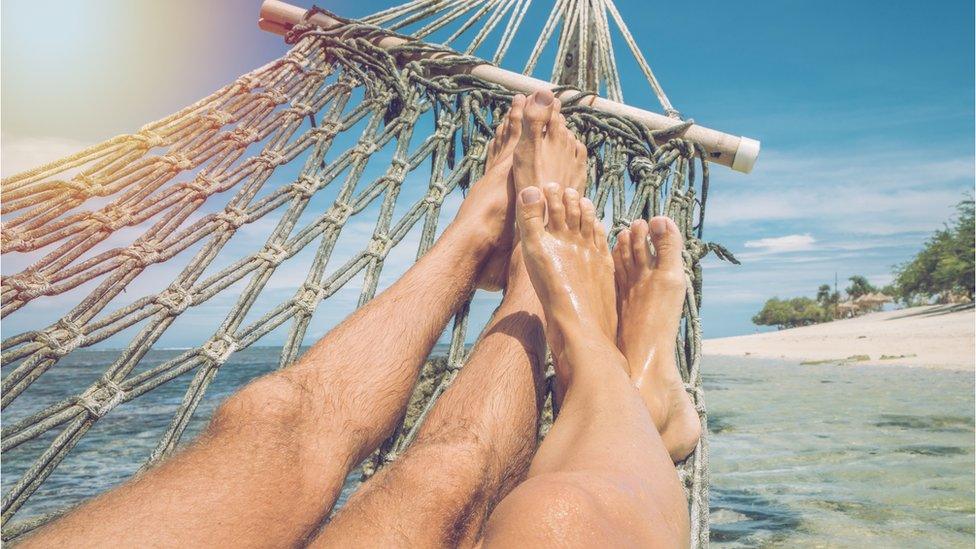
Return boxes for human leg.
[613,218,702,463]
[479,186,690,548]
[22,98,528,548]
[311,246,546,548]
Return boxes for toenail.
[544,181,561,192]
[650,218,668,235]
[522,187,542,204]
[535,90,553,105]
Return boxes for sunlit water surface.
[706,356,974,547]
[3,349,973,546]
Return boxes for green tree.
[892,196,975,303]
[816,284,832,305]
[845,275,877,299]
[752,297,827,329]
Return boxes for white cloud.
[743,233,815,253]
[1,134,90,177]
[705,149,973,229]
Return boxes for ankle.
[441,219,497,262]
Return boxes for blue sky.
[2,0,973,345]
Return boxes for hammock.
[0,1,756,545]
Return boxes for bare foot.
[513,90,588,196]
[613,217,701,463]
[515,183,617,387]
[481,90,588,291]
[464,95,525,291]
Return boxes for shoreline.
[703,304,975,370]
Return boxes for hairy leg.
[312,247,546,548]
[614,218,702,463]
[480,185,689,548]
[309,91,590,548]
[22,99,528,549]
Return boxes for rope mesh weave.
[0,10,727,546]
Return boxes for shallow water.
[706,356,974,547]
[2,349,973,546]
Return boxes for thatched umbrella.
[836,301,859,318]
[854,292,892,312]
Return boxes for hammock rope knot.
[156,287,195,316]
[367,235,393,258]
[76,379,126,419]
[217,206,250,229]
[37,320,85,358]
[63,175,104,199]
[161,153,193,172]
[257,242,290,267]
[294,284,325,316]
[227,127,261,147]
[1,231,29,253]
[121,242,162,268]
[203,109,234,129]
[200,335,239,367]
[133,130,166,149]
[292,175,320,199]
[256,150,288,168]
[325,202,353,225]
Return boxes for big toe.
[649,216,684,271]
[522,89,555,139]
[516,186,547,242]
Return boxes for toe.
[516,187,547,242]
[649,216,684,271]
[630,219,652,269]
[574,139,587,161]
[612,238,627,285]
[580,197,596,240]
[616,229,634,277]
[543,182,566,230]
[545,99,563,138]
[523,90,554,139]
[594,220,610,255]
[563,188,582,231]
[508,95,525,140]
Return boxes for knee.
[482,473,607,543]
[209,373,311,434]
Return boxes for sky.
[1,0,973,347]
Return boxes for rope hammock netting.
[0,1,754,545]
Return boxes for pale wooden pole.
[258,0,760,173]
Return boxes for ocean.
[2,349,973,546]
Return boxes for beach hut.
[855,292,892,312]
[836,301,860,318]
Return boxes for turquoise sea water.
[3,349,973,546]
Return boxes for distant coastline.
[704,304,975,370]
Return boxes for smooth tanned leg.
[614,218,702,463]
[22,99,528,549]
[479,187,690,547]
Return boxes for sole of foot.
[473,94,526,291]
[613,217,702,463]
[513,90,588,197]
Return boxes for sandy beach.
[704,304,975,370]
